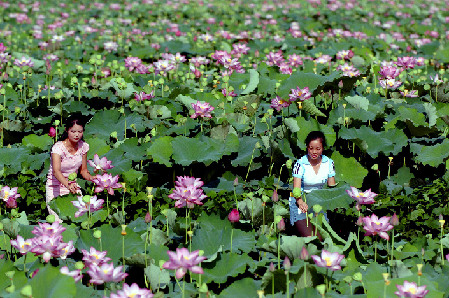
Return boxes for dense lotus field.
[1,0,449,297]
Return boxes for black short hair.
[305,131,326,148]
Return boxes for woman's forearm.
[53,170,70,188]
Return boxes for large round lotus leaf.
[191,213,255,257]
[84,137,110,161]
[303,185,353,213]
[147,136,173,167]
[344,95,369,111]
[202,253,255,284]
[29,265,76,298]
[411,138,449,167]
[0,259,28,293]
[331,151,367,188]
[339,126,408,158]
[85,110,145,140]
[76,224,145,265]
[22,134,53,152]
[144,263,170,290]
[231,135,261,166]
[219,278,262,298]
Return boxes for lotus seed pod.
[313,204,323,213]
[82,195,91,203]
[20,285,32,297]
[5,285,15,293]
[353,272,362,281]
[316,284,326,295]
[285,159,293,169]
[93,230,102,239]
[75,261,84,270]
[343,276,352,284]
[292,187,302,198]
[5,271,15,279]
[121,225,127,236]
[46,214,56,223]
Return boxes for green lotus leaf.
[423,102,437,127]
[76,224,145,264]
[339,126,408,158]
[49,195,107,224]
[126,243,169,267]
[176,94,196,108]
[86,109,145,140]
[115,137,148,162]
[101,78,136,99]
[22,134,53,152]
[191,213,255,257]
[344,95,369,111]
[227,113,251,132]
[398,106,427,127]
[276,138,295,159]
[160,40,191,53]
[142,227,168,246]
[28,265,76,298]
[241,69,260,95]
[278,72,340,98]
[84,137,110,161]
[202,253,255,284]
[104,148,133,175]
[149,105,172,119]
[122,169,147,188]
[302,100,326,117]
[238,197,263,220]
[280,235,317,260]
[331,151,367,188]
[258,74,277,96]
[304,185,353,212]
[231,136,261,166]
[144,263,170,290]
[147,136,173,167]
[391,166,414,186]
[218,278,262,298]
[411,139,449,167]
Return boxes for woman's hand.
[67,181,79,194]
[296,198,308,213]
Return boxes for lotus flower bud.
[121,225,127,236]
[285,159,293,169]
[228,209,240,223]
[272,189,279,202]
[300,246,309,260]
[313,204,323,213]
[316,284,326,296]
[390,213,399,226]
[269,262,275,272]
[48,127,56,137]
[277,218,286,232]
[338,80,343,89]
[284,256,291,270]
[233,177,238,186]
[416,264,423,276]
[145,212,152,223]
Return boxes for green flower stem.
[375,240,377,263]
[230,227,233,253]
[272,272,274,296]
[286,270,290,297]
[262,204,265,234]
[441,225,444,265]
[277,233,281,270]
[23,253,27,272]
[391,230,395,265]
[303,263,307,288]
[122,188,126,224]
[122,234,125,274]
[245,142,258,182]
[144,224,149,288]
[185,208,188,244]
[106,193,110,218]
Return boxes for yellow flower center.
[409,288,416,294]
[4,191,9,199]
[375,222,380,225]
[279,100,284,104]
[324,257,331,267]
[184,256,191,261]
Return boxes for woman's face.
[67,124,83,143]
[307,138,323,161]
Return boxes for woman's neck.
[64,138,78,149]
[307,155,322,166]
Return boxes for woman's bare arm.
[80,153,95,181]
[51,153,76,193]
[293,177,308,212]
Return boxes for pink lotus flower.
[311,250,345,271]
[134,91,154,101]
[362,214,394,240]
[1,186,21,203]
[396,57,416,69]
[270,96,290,111]
[93,173,122,195]
[124,56,142,71]
[379,65,402,79]
[394,281,428,298]
[168,176,207,208]
[14,56,34,68]
[277,218,286,231]
[190,101,215,119]
[82,247,111,267]
[87,262,128,284]
[30,235,74,263]
[110,283,153,298]
[289,86,312,102]
[72,195,104,218]
[48,127,56,137]
[162,248,207,279]
[10,235,32,255]
[228,209,240,223]
[31,222,65,238]
[400,90,418,98]
[60,266,83,282]
[379,78,402,90]
[346,187,377,210]
[336,50,354,60]
[88,154,114,173]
